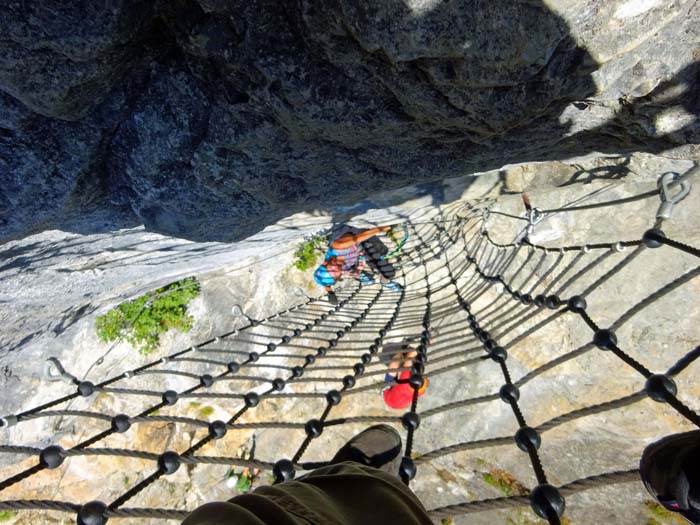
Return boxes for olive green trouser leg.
[182,462,433,525]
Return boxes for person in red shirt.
[381,341,428,410]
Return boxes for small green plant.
[95,277,200,356]
[0,510,17,522]
[481,467,529,497]
[644,500,687,524]
[198,406,215,418]
[293,236,326,271]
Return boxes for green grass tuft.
[293,236,326,271]
[0,511,17,522]
[198,406,215,418]
[95,277,200,356]
[644,500,687,524]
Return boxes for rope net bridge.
[1,167,699,525]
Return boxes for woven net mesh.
[1,169,699,524]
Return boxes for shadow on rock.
[0,0,696,244]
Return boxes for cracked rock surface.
[1,0,699,243]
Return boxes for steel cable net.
[1,167,699,525]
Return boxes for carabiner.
[44,357,78,385]
[657,172,691,220]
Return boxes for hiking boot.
[330,424,402,474]
[640,430,700,524]
[357,272,375,285]
[383,281,403,291]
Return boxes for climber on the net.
[313,225,401,304]
[380,338,428,409]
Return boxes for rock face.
[1,0,699,243]
[1,156,699,525]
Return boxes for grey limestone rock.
[1,0,698,243]
[0,1,157,120]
